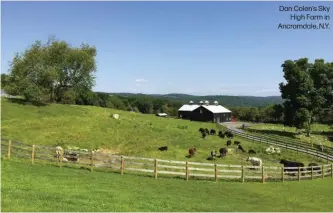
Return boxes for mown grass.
[1,159,333,212]
[1,98,328,166]
[247,123,333,147]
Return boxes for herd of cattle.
[54,126,326,177]
[157,127,325,175]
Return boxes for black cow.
[248,149,256,154]
[226,140,232,146]
[63,151,79,162]
[225,131,234,138]
[219,133,225,139]
[210,129,216,135]
[207,156,214,161]
[307,163,321,174]
[202,132,207,138]
[238,145,246,153]
[199,128,205,133]
[219,148,228,157]
[158,146,168,151]
[279,159,305,176]
[234,141,241,145]
[218,130,223,136]
[205,128,210,134]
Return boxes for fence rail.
[1,138,333,183]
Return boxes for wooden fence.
[1,139,333,183]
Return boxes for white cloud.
[135,78,148,83]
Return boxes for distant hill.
[108,93,283,107]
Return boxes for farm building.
[178,100,232,123]
[156,113,168,118]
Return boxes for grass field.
[1,98,327,166]
[1,159,333,212]
[246,123,333,147]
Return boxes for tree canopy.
[2,37,97,103]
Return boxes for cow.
[307,163,321,174]
[202,132,207,138]
[248,149,256,154]
[207,156,214,161]
[218,130,223,136]
[238,145,246,153]
[246,157,262,170]
[279,159,305,176]
[210,129,216,135]
[210,150,217,157]
[234,141,241,145]
[63,151,79,162]
[205,128,210,134]
[188,148,197,157]
[219,133,225,139]
[158,146,168,151]
[219,148,228,157]
[225,131,234,138]
[226,140,232,146]
[199,128,205,133]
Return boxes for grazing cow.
[64,151,79,162]
[219,148,228,157]
[307,163,321,174]
[218,130,223,136]
[238,145,246,153]
[158,146,168,151]
[246,157,262,170]
[226,140,232,146]
[248,149,256,154]
[210,150,217,157]
[199,128,205,133]
[279,159,305,175]
[210,129,216,135]
[225,131,234,138]
[202,132,207,138]
[234,141,241,145]
[188,148,197,157]
[219,133,225,139]
[205,128,210,134]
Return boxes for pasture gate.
[1,139,333,183]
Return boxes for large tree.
[279,58,332,135]
[2,36,97,103]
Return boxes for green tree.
[3,37,97,103]
[279,58,326,136]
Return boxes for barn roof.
[178,104,200,111]
[202,105,231,113]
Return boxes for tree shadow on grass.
[6,97,48,107]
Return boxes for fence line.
[218,125,333,163]
[1,139,333,183]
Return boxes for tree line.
[1,37,332,132]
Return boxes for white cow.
[246,157,262,170]
[55,146,64,161]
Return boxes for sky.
[2,1,333,96]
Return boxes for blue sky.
[2,1,333,96]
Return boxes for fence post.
[90,151,94,172]
[120,156,124,175]
[261,166,264,183]
[281,166,284,182]
[31,145,35,164]
[298,167,301,181]
[241,165,245,183]
[8,140,11,159]
[311,166,313,180]
[322,165,324,178]
[154,159,158,179]
[214,164,218,182]
[185,161,189,181]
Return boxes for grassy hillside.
[110,93,283,107]
[1,159,333,212]
[1,98,327,166]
